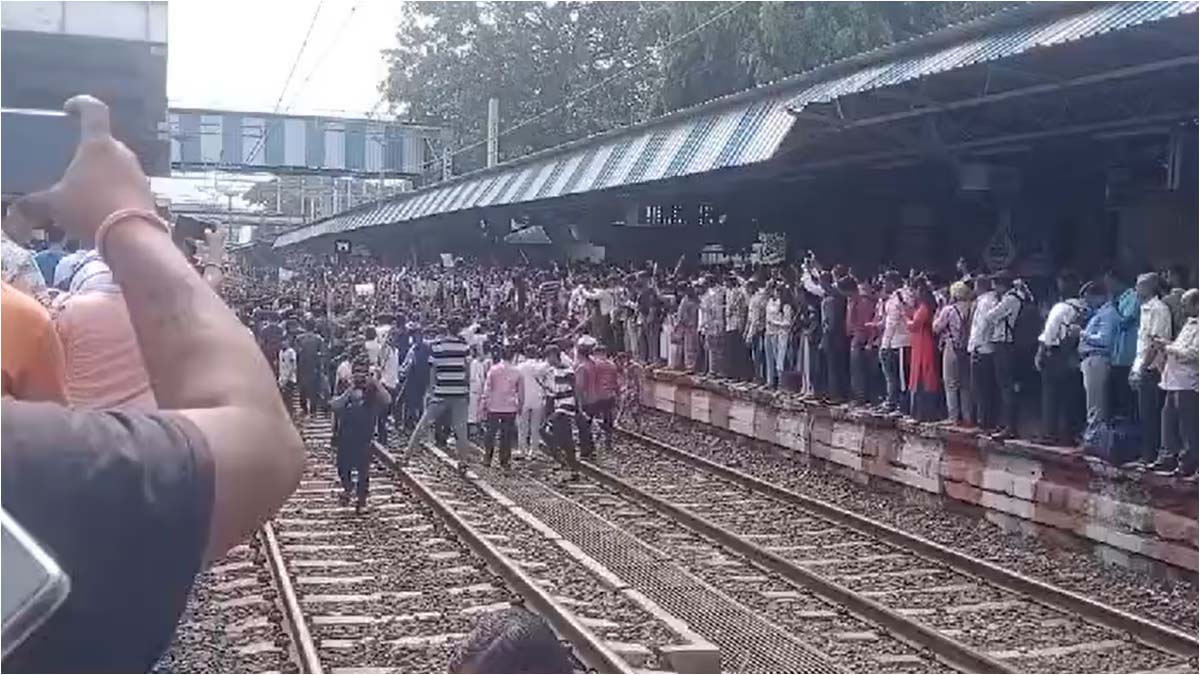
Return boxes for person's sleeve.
[0,402,214,671]
[22,311,69,404]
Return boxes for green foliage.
[382,1,1004,174]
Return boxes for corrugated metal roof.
[275,94,795,247]
[787,1,1199,113]
[276,1,1198,249]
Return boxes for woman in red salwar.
[906,279,941,422]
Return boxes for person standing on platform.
[820,274,850,403]
[968,275,998,430]
[405,318,472,470]
[981,272,1023,439]
[1078,281,1117,428]
[1035,271,1087,446]
[934,280,973,426]
[724,274,748,380]
[906,279,940,421]
[677,285,701,373]
[480,345,523,470]
[1106,270,1140,420]
[700,276,726,377]
[845,278,876,406]
[1150,289,1197,478]
[1128,273,1172,467]
[764,283,792,389]
[744,280,767,383]
[878,272,911,414]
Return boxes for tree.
[381,2,1005,174]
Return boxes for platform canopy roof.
[275,1,1198,249]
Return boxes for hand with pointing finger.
[14,95,155,243]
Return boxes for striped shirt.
[549,364,576,415]
[429,336,470,397]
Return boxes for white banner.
[354,283,375,297]
[440,253,456,268]
[278,268,295,282]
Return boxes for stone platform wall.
[638,370,1198,572]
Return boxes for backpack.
[1082,417,1141,466]
[1007,289,1040,349]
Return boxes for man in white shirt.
[700,278,727,377]
[967,275,999,431]
[1129,272,1173,466]
[1034,271,1086,446]
[278,340,297,417]
[515,344,551,460]
[877,272,911,413]
[1151,289,1197,478]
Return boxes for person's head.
[949,281,971,303]
[448,607,576,674]
[1081,280,1106,309]
[1168,263,1190,289]
[1056,269,1080,298]
[1135,272,1161,301]
[1183,288,1199,318]
[44,225,66,247]
[991,271,1013,292]
[576,336,596,359]
[1103,269,1128,297]
[819,271,834,292]
[364,326,377,341]
[882,271,902,293]
[973,275,992,294]
[543,344,561,365]
[836,277,858,296]
[446,317,464,336]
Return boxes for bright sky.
[167,0,403,117]
[160,0,405,207]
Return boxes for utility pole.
[487,97,499,168]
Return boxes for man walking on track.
[331,355,391,514]
[405,318,472,471]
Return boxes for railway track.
[567,426,1198,674]
[162,413,712,674]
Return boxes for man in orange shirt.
[1,280,68,402]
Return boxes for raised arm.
[18,97,303,561]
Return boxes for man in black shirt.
[3,96,304,671]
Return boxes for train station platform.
[635,368,1199,573]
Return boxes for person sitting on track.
[2,96,304,671]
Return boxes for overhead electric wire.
[418,0,752,175]
[243,0,328,162]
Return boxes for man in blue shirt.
[1079,282,1119,427]
[33,225,67,287]
[1104,271,1139,419]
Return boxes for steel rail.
[259,521,324,674]
[576,456,1011,673]
[618,426,1200,659]
[372,443,635,675]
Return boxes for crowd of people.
[230,247,1197,490]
